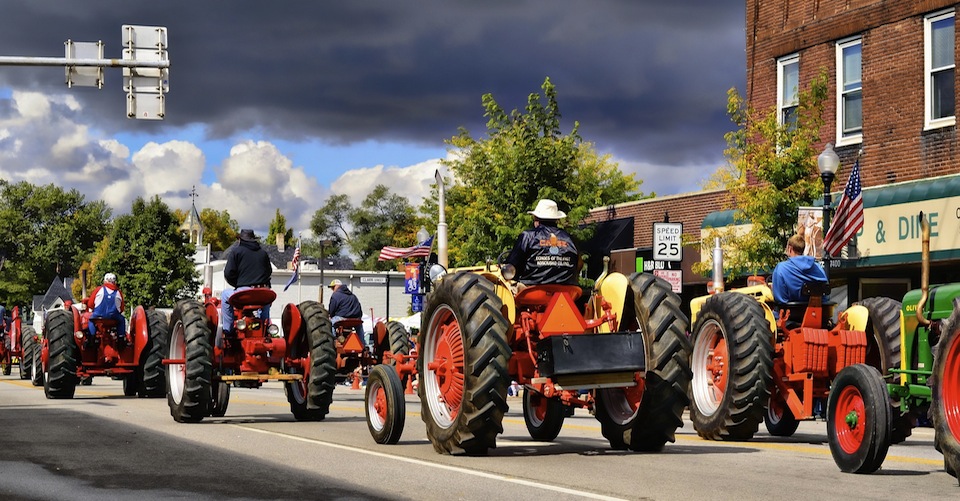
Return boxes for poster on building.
[404,263,420,294]
[797,207,824,259]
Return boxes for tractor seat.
[91,318,119,329]
[229,287,277,309]
[515,284,583,308]
[334,318,363,328]
[775,281,835,327]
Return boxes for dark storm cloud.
[0,1,745,180]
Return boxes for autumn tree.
[266,208,295,248]
[0,181,110,306]
[434,77,645,266]
[173,207,239,251]
[95,196,200,308]
[697,70,829,278]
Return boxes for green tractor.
[827,211,960,483]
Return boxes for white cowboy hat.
[528,199,566,220]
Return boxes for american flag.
[378,235,434,261]
[823,159,864,257]
[283,242,301,291]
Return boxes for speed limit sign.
[653,222,683,262]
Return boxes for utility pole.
[0,25,170,120]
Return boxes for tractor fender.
[129,306,150,363]
[841,304,870,332]
[597,272,630,333]
[756,300,777,334]
[479,272,516,324]
[281,302,304,348]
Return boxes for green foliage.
[173,207,239,251]
[696,70,829,278]
[309,194,351,258]
[266,208,295,248]
[348,185,423,271]
[95,196,200,308]
[0,181,110,307]
[435,77,646,266]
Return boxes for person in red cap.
[505,199,579,286]
[221,229,273,336]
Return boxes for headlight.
[428,263,447,282]
[235,318,247,331]
[75,331,84,340]
[501,263,517,281]
[267,324,280,337]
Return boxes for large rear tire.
[523,389,565,442]
[19,326,36,381]
[827,364,891,473]
[285,301,337,421]
[689,291,773,441]
[365,364,406,444]
[139,309,169,398]
[166,300,212,423]
[44,309,79,399]
[418,272,511,455]
[857,296,910,443]
[932,306,960,483]
[594,273,692,451]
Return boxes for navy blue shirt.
[772,256,827,304]
[328,286,362,318]
[505,224,578,285]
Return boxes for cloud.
[331,158,443,208]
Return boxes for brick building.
[586,1,960,307]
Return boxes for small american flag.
[823,159,864,257]
[378,235,433,261]
[283,242,301,291]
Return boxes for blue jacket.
[772,256,827,304]
[328,286,362,319]
[505,224,578,286]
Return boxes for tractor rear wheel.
[19,326,36,381]
[139,309,169,398]
[595,273,691,451]
[523,389,565,442]
[387,321,411,361]
[689,291,773,441]
[764,387,800,437]
[365,364,406,444]
[210,380,230,417]
[827,364,891,473]
[44,309,79,399]
[1,348,10,376]
[166,300,212,422]
[418,272,511,455]
[28,327,43,387]
[285,301,337,421]
[932,306,960,483]
[857,296,910,443]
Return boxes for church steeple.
[179,186,204,245]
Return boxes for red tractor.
[164,287,337,422]
[41,303,169,399]
[1,306,40,383]
[332,317,376,386]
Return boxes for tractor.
[826,212,960,482]
[1,306,41,384]
[364,257,692,455]
[331,317,376,386]
[687,243,898,441]
[164,286,337,422]
[41,302,169,399]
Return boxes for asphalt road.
[1,371,957,501]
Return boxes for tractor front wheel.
[764,390,800,437]
[365,364,406,444]
[933,306,960,483]
[689,291,773,441]
[44,309,79,399]
[522,389,565,442]
[210,380,230,417]
[285,301,337,421]
[418,272,511,455]
[166,300,212,423]
[827,364,891,473]
[123,373,139,396]
[858,296,911,444]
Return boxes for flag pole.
[297,233,302,304]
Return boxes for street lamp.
[817,143,841,279]
[319,238,335,302]
[416,226,429,245]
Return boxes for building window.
[925,10,956,129]
[777,55,799,130]
[836,38,862,145]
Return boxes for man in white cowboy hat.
[504,199,579,286]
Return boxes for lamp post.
[319,238,334,303]
[817,143,841,280]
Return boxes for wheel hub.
[835,385,865,454]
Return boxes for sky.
[0,1,746,238]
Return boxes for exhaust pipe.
[915,211,931,327]
[711,237,724,293]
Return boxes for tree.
[435,77,645,266]
[0,181,110,307]
[348,185,422,271]
[266,208,295,248]
[696,70,829,278]
[173,207,239,251]
[95,196,200,308]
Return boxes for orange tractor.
[364,258,692,455]
[41,303,169,399]
[164,287,337,422]
[687,252,898,440]
[331,317,375,387]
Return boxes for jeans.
[221,287,271,334]
[89,311,126,338]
